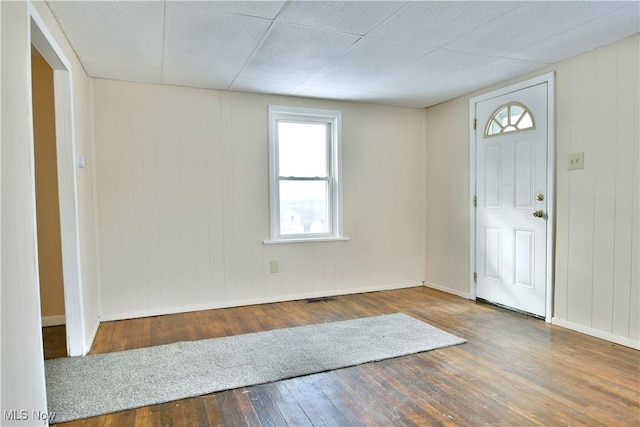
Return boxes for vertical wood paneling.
[205,90,225,303]
[423,97,471,296]
[93,81,424,319]
[553,60,571,320]
[612,37,638,337]
[155,86,182,308]
[130,84,148,311]
[2,0,100,418]
[230,92,253,302]
[177,88,200,303]
[590,46,617,332]
[423,34,639,346]
[566,52,596,327]
[220,92,236,302]
[192,91,212,303]
[1,2,49,416]
[115,83,137,313]
[140,83,161,310]
[94,81,122,314]
[247,96,264,297]
[630,38,640,341]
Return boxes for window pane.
[485,103,535,137]
[279,180,329,235]
[510,105,525,125]
[278,121,328,177]
[517,112,533,129]
[488,119,503,135]
[495,107,509,127]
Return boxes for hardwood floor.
[43,287,640,426]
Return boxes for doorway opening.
[32,46,68,359]
[29,7,87,356]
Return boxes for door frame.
[28,3,87,355]
[469,73,556,322]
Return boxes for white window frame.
[264,105,348,244]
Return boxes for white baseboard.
[99,282,423,322]
[42,315,65,327]
[423,282,471,299]
[552,317,640,350]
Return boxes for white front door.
[475,82,548,317]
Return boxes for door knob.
[533,209,544,218]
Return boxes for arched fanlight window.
[485,102,535,137]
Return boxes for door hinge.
[473,118,477,130]
[473,272,477,283]
[473,195,477,207]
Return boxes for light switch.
[567,152,584,170]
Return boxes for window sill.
[263,236,350,245]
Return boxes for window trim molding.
[266,105,347,243]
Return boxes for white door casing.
[471,76,554,319]
[29,4,87,355]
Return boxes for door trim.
[469,73,555,322]
[28,3,88,355]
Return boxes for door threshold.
[476,298,545,320]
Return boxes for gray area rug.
[45,313,465,423]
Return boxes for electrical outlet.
[269,260,279,274]
[567,152,584,170]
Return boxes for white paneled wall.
[2,0,99,421]
[424,34,639,348]
[423,98,470,298]
[1,2,49,420]
[93,80,424,320]
[553,35,639,346]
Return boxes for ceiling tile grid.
[164,2,272,85]
[47,0,640,108]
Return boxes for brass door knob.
[533,209,544,218]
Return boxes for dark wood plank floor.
[43,287,640,426]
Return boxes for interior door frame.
[469,73,556,322]
[28,3,87,355]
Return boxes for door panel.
[475,83,548,317]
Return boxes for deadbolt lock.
[533,209,544,218]
[536,193,544,201]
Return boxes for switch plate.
[269,260,279,274]
[567,152,584,170]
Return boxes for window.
[485,102,534,137]
[266,106,346,243]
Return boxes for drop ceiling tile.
[295,84,401,105]
[370,49,496,95]
[446,1,630,57]
[304,38,434,91]
[509,3,640,64]
[50,0,638,109]
[163,69,234,91]
[368,1,520,48]
[277,1,407,36]
[83,60,162,84]
[167,1,286,20]
[240,23,359,83]
[230,78,300,97]
[453,58,549,92]
[164,2,272,81]
[48,1,164,81]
